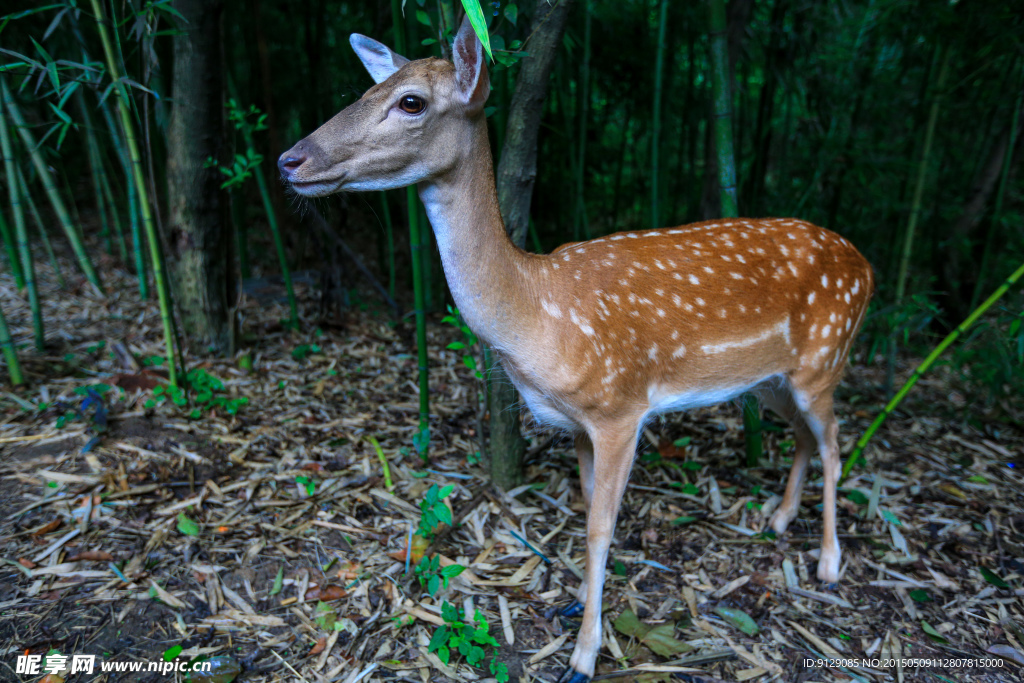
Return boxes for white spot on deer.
[696,297,706,306]
[575,247,585,254]
[730,272,744,280]
[689,274,700,286]
[846,317,852,331]
[787,233,797,240]
[721,254,733,262]
[672,294,682,307]
[569,309,595,336]
[780,244,790,256]
[683,303,694,312]
[618,279,628,286]
[702,318,791,354]
[852,279,860,295]
[808,291,816,304]
[611,235,625,241]
[844,291,851,303]
[672,344,687,358]
[667,259,677,268]
[673,273,683,280]
[736,254,746,263]
[574,271,581,280]
[719,309,728,318]
[829,312,836,323]
[552,262,560,269]
[810,323,817,338]
[648,344,658,360]
[739,304,747,313]
[657,308,666,318]
[563,254,571,262]
[627,233,639,239]
[789,263,800,277]
[610,293,620,305]
[655,260,665,270]
[822,324,831,338]
[541,299,562,319]
[671,330,679,340]
[837,278,843,288]
[704,266,715,274]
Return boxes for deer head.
[278,16,490,196]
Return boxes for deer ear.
[452,15,490,112]
[350,34,410,84]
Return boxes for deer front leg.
[562,433,595,618]
[558,425,636,683]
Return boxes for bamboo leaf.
[459,0,493,61]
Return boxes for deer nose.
[278,152,306,178]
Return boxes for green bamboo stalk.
[970,58,1022,311]
[894,47,950,306]
[391,0,430,459]
[709,0,760,465]
[0,199,23,288]
[0,300,23,386]
[651,0,668,229]
[1,78,104,296]
[380,192,396,299]
[17,166,65,290]
[89,0,178,386]
[99,164,129,261]
[79,95,113,253]
[843,259,1024,480]
[0,93,43,350]
[231,190,250,280]
[577,0,592,236]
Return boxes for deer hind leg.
[788,384,843,583]
[562,433,595,618]
[755,385,816,535]
[559,423,638,683]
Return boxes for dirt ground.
[1,256,1022,683]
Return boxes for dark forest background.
[1,0,1022,459]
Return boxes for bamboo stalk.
[843,259,1024,480]
[0,196,23,288]
[1,78,104,296]
[709,0,760,465]
[0,300,23,386]
[0,91,43,350]
[79,95,113,254]
[17,166,65,290]
[651,0,668,229]
[89,0,178,386]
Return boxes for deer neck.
[417,121,538,352]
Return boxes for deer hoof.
[560,600,584,618]
[556,667,590,683]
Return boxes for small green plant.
[418,483,454,539]
[291,343,321,361]
[442,306,482,379]
[144,368,248,419]
[204,148,263,190]
[415,554,465,595]
[427,602,508,681]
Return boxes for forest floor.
[0,254,1023,683]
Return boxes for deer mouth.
[288,176,345,197]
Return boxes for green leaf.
[980,566,1009,588]
[435,504,452,527]
[177,513,200,537]
[846,490,868,505]
[679,462,702,471]
[447,341,466,350]
[428,575,439,595]
[416,9,432,26]
[441,564,465,579]
[713,607,759,636]
[459,0,493,61]
[966,475,988,484]
[438,645,450,665]
[503,4,518,25]
[642,623,694,657]
[673,437,691,447]
[613,560,627,576]
[671,516,697,526]
[681,483,700,495]
[612,609,648,639]
[428,625,449,652]
[908,589,932,603]
[439,484,455,500]
[880,509,902,526]
[270,567,284,596]
[921,621,948,643]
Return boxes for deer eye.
[399,95,425,114]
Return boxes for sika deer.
[279,17,874,683]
